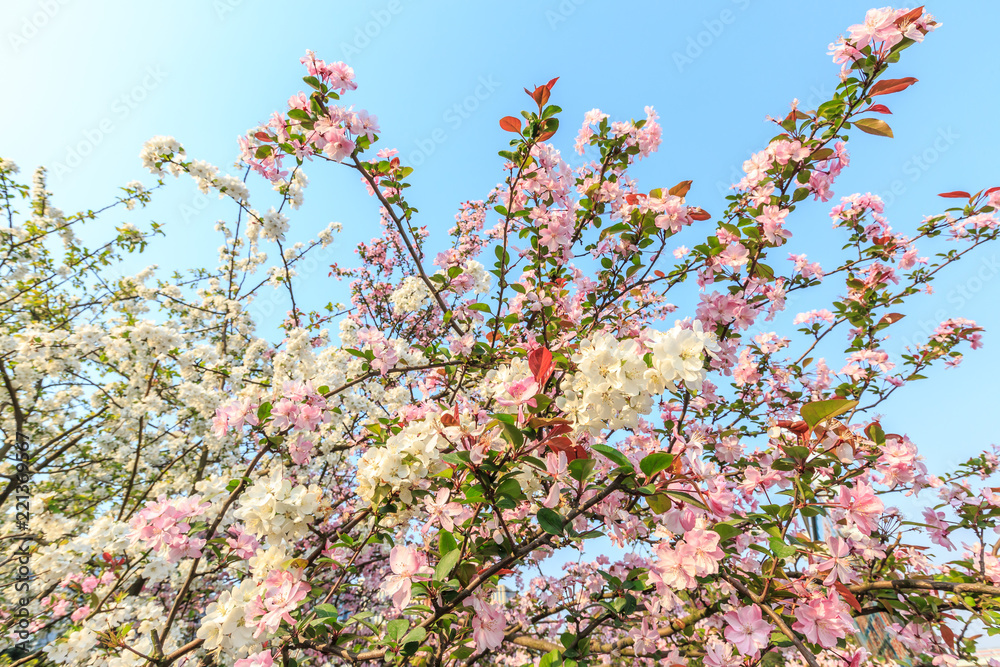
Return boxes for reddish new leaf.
[669,180,693,197]
[940,623,955,650]
[895,5,924,26]
[868,104,892,114]
[985,186,1000,196]
[499,116,522,133]
[869,77,918,97]
[537,130,556,141]
[834,581,863,613]
[688,207,711,221]
[937,191,970,199]
[878,312,905,326]
[545,436,587,462]
[528,347,554,386]
[546,423,574,438]
[254,131,272,141]
[545,77,559,91]
[527,85,550,109]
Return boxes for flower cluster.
[128,495,212,563]
[356,412,454,504]
[557,321,720,433]
[233,467,323,543]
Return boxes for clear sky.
[2,0,998,542]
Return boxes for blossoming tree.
[3,6,1000,667]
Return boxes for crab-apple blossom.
[6,7,1000,667]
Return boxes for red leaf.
[547,423,573,438]
[528,347,554,386]
[545,77,559,91]
[499,116,522,133]
[878,312,905,326]
[834,581,863,613]
[937,190,970,199]
[544,436,588,462]
[867,104,892,114]
[654,270,665,278]
[528,85,550,109]
[688,207,711,221]
[625,193,646,205]
[940,623,955,650]
[254,131,272,141]
[869,77,918,97]
[895,5,924,26]
[669,180,693,197]
[537,130,556,141]
[985,186,1000,196]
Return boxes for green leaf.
[639,452,674,479]
[500,421,524,448]
[568,457,596,483]
[800,398,858,429]
[853,118,893,138]
[401,626,427,645]
[660,489,709,511]
[386,618,409,642]
[314,603,340,618]
[288,108,312,121]
[591,444,633,470]
[438,530,458,556]
[435,548,461,581]
[769,536,797,559]
[647,493,672,514]
[537,508,564,535]
[539,650,563,667]
[712,521,741,543]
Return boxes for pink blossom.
[422,489,466,534]
[471,597,507,652]
[703,641,742,667]
[792,593,853,648]
[226,525,261,559]
[321,128,356,162]
[816,536,857,585]
[381,545,433,610]
[683,529,724,576]
[495,376,539,408]
[629,616,660,655]
[835,482,884,535]
[128,495,212,563]
[719,242,749,267]
[757,206,791,245]
[722,604,773,656]
[235,650,275,667]
[649,541,697,591]
[247,569,310,638]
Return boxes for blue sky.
[2,0,998,531]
